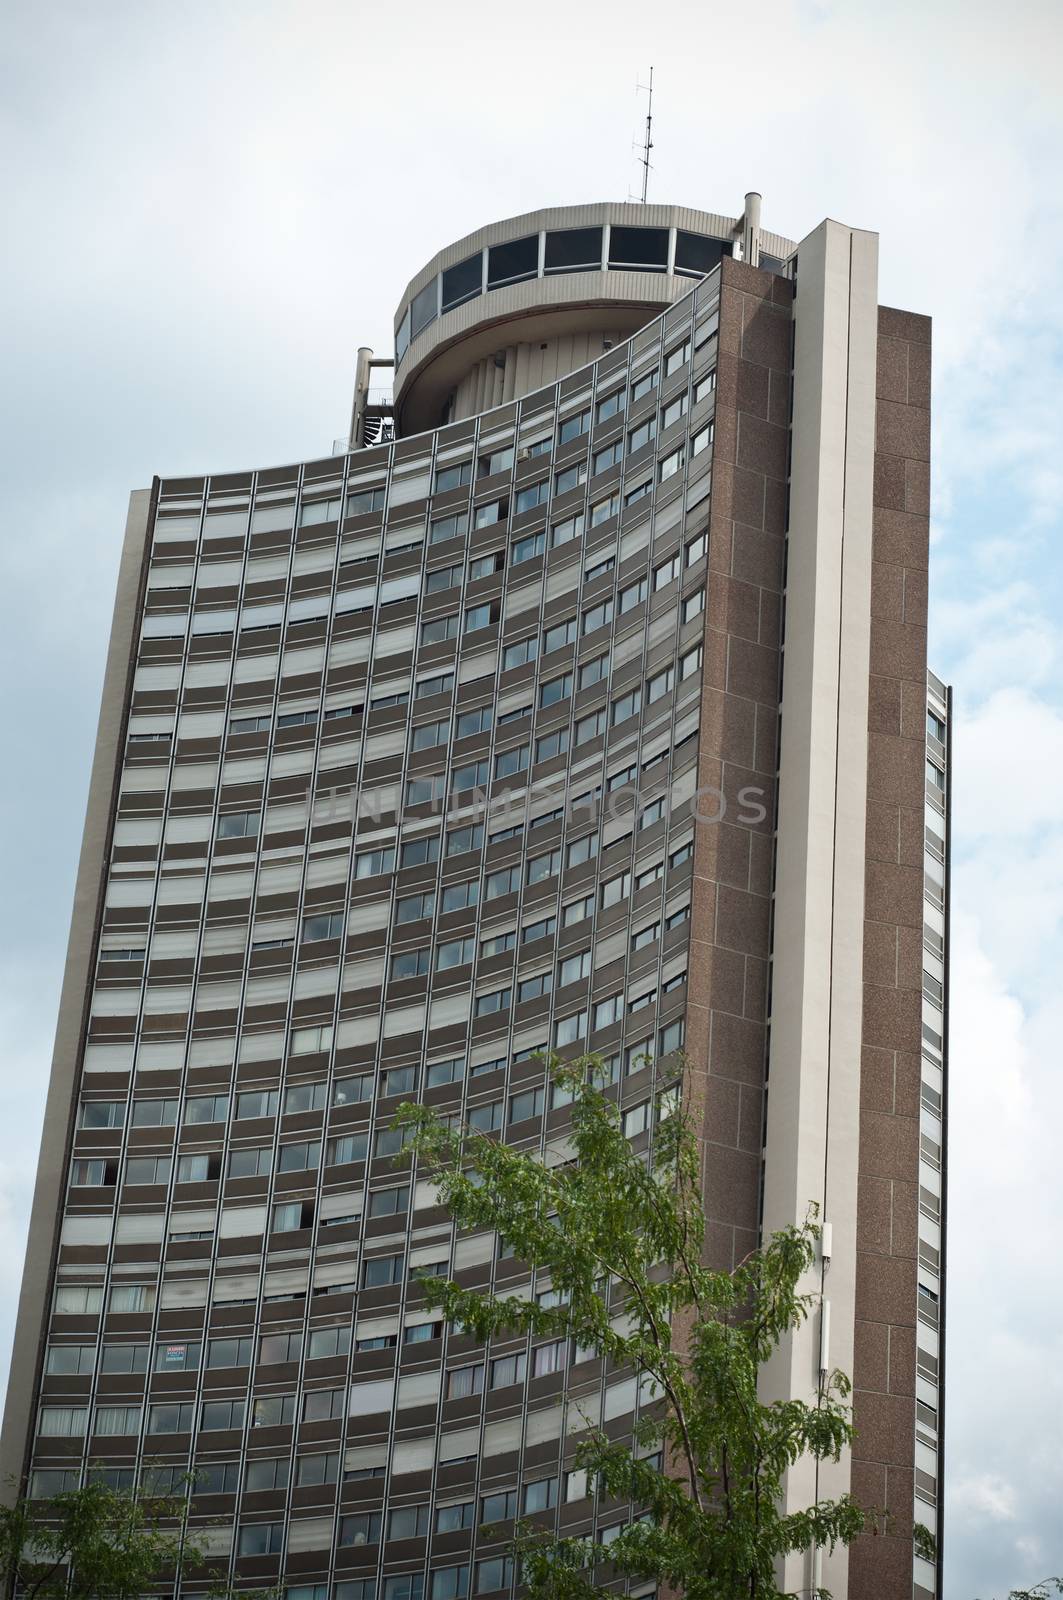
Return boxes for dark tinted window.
[608,226,669,270]
[487,235,538,288]
[544,227,602,272]
[674,232,728,276]
[410,279,437,339]
[442,253,482,311]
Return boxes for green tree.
[396,1053,872,1600]
[0,1479,211,1600]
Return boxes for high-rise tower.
[1,197,948,1600]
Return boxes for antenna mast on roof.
[636,66,654,203]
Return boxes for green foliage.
[396,1052,870,1600]
[0,1480,203,1600]
[986,1584,1063,1600]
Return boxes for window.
[691,420,713,456]
[481,1490,518,1524]
[430,512,468,546]
[421,614,459,646]
[554,461,587,496]
[694,368,717,404]
[125,1156,171,1185]
[567,833,599,867]
[205,1336,253,1370]
[443,877,480,912]
[685,531,708,565]
[79,1100,123,1129]
[245,1457,290,1491]
[217,810,259,840]
[658,444,685,481]
[435,460,472,494]
[484,867,519,901]
[517,973,551,1004]
[385,1578,425,1600]
[131,1098,178,1127]
[328,1132,369,1171]
[396,890,435,928]
[683,588,705,622]
[347,485,385,515]
[537,672,573,710]
[551,511,583,547]
[649,665,675,702]
[926,759,945,791]
[151,1339,198,1372]
[664,339,691,376]
[454,706,493,743]
[526,849,561,885]
[542,619,576,656]
[437,937,476,970]
[558,408,590,444]
[509,1087,545,1123]
[512,529,546,564]
[631,368,659,403]
[523,1476,558,1512]
[532,1340,567,1377]
[681,644,703,680]
[223,1142,270,1179]
[662,392,689,430]
[582,599,613,634]
[303,1386,346,1421]
[476,1559,513,1594]
[147,1403,194,1435]
[431,1570,469,1600]
[475,989,511,1018]
[536,729,568,762]
[427,1057,465,1087]
[623,408,659,455]
[590,492,619,527]
[493,744,528,780]
[612,685,642,720]
[303,1326,349,1363]
[479,446,514,479]
[392,948,430,980]
[363,1254,404,1288]
[238,1523,284,1556]
[473,499,508,531]
[388,1504,430,1539]
[45,1344,94,1375]
[70,1159,114,1187]
[382,1065,416,1097]
[514,480,548,515]
[447,1363,485,1399]
[284,1079,328,1116]
[574,709,606,746]
[177,1158,220,1184]
[593,439,623,473]
[355,846,395,879]
[928,710,946,742]
[235,1088,278,1121]
[276,1140,319,1173]
[251,1394,295,1428]
[452,760,489,794]
[183,1093,229,1125]
[404,1321,443,1345]
[54,1284,102,1314]
[436,1501,475,1533]
[369,1185,410,1219]
[201,1399,245,1431]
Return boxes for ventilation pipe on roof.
[742,191,763,268]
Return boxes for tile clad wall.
[686,257,793,1273]
[849,306,932,1599]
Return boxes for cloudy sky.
[2,0,1062,1593]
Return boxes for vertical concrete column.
[759,219,880,1599]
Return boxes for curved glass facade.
[29,273,724,1596]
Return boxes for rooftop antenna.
[635,65,654,203]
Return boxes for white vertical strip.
[758,219,879,1600]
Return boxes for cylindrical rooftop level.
[393,199,794,435]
